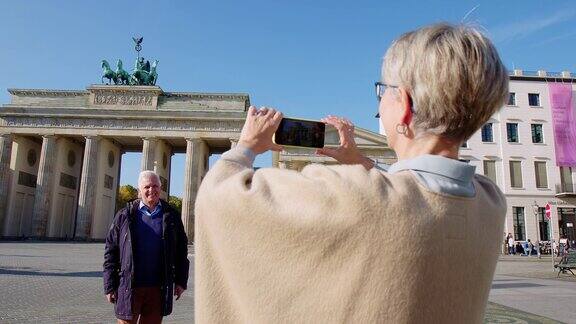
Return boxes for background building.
[460,70,576,245]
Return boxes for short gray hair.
[382,23,509,142]
[138,170,160,187]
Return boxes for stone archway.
[0,85,249,242]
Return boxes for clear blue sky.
[1,0,575,197]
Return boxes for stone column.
[166,152,174,198]
[31,135,57,237]
[0,134,14,232]
[272,151,280,168]
[141,137,157,171]
[75,136,100,239]
[182,138,208,242]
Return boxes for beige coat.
[195,157,506,323]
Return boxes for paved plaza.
[1,242,575,323]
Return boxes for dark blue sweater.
[133,202,163,287]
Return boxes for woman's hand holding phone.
[317,116,375,170]
[238,106,284,154]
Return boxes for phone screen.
[274,118,325,148]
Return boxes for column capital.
[41,134,57,139]
[84,135,101,141]
[142,136,158,141]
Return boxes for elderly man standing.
[103,170,189,324]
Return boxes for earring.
[395,123,408,135]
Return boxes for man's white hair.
[138,170,161,187]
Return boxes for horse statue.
[147,60,159,85]
[115,59,131,85]
[101,60,116,84]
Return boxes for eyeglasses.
[374,81,414,118]
[374,82,399,118]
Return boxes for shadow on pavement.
[0,254,45,258]
[0,268,102,278]
[491,282,544,289]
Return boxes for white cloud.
[530,30,576,48]
[489,9,576,43]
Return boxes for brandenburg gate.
[0,38,394,242]
[0,84,393,242]
[0,85,250,241]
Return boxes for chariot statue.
[100,37,159,86]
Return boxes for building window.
[534,161,548,188]
[560,167,574,193]
[558,208,576,239]
[460,142,468,148]
[507,123,519,143]
[528,93,540,106]
[509,161,523,188]
[508,93,516,106]
[513,207,526,241]
[531,124,543,143]
[481,123,493,142]
[483,160,497,183]
[459,159,470,163]
[537,207,550,241]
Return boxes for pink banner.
[549,83,576,167]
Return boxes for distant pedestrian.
[535,241,541,259]
[559,238,567,256]
[508,235,515,255]
[527,239,534,257]
[515,242,524,255]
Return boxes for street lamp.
[532,201,540,258]
[532,201,540,239]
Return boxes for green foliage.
[168,196,182,214]
[115,184,182,215]
[116,184,138,212]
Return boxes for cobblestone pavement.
[0,242,572,323]
[0,242,193,323]
[488,255,576,324]
[495,255,576,282]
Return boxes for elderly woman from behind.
[195,23,508,323]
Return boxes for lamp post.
[532,201,541,259]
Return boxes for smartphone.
[274,117,325,148]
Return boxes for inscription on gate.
[94,94,153,106]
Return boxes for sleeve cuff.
[221,144,256,168]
